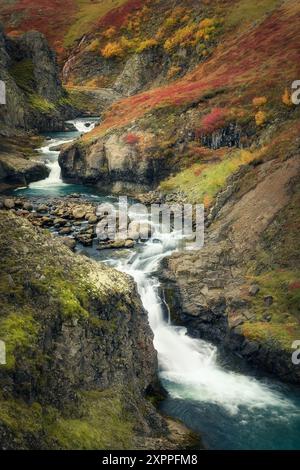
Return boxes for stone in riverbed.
[37,204,48,213]
[54,218,67,227]
[59,227,72,235]
[88,215,98,224]
[72,207,86,219]
[4,199,15,209]
[23,202,33,211]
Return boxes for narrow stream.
[15,121,300,450]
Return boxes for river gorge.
[6,119,300,450]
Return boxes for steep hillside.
[58,0,300,191]
[0,210,197,449]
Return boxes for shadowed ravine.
[16,123,300,450]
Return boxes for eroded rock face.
[0,211,165,449]
[59,131,171,188]
[159,156,300,384]
[0,153,50,186]
[0,24,76,136]
[113,47,166,96]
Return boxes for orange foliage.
[282,88,293,106]
[252,96,267,107]
[101,41,124,58]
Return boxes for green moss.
[0,310,39,368]
[0,394,43,435]
[0,389,134,450]
[243,270,300,350]
[47,390,134,450]
[9,59,35,93]
[29,94,56,113]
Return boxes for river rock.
[73,207,86,219]
[88,214,98,224]
[4,198,15,209]
[23,202,33,211]
[37,204,48,213]
[54,217,67,227]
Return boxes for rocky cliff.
[0,23,80,188]
[0,211,174,449]
[0,24,77,136]
[160,153,300,384]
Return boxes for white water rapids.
[29,118,98,189]
[111,221,297,416]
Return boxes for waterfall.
[113,219,297,417]
[29,117,98,189]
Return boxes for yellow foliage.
[136,39,158,53]
[164,24,197,52]
[255,110,267,126]
[164,17,221,52]
[102,27,116,39]
[199,18,216,29]
[101,41,124,58]
[252,96,267,107]
[167,66,182,80]
[282,88,293,106]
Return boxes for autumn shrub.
[164,17,221,52]
[101,41,124,58]
[123,133,140,145]
[164,24,197,52]
[255,110,267,126]
[136,39,158,53]
[167,66,182,80]
[282,88,293,106]
[252,96,267,107]
[102,26,116,39]
[198,108,228,134]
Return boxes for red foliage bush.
[123,133,140,145]
[199,108,228,134]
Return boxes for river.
[14,118,300,450]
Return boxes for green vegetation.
[225,0,282,28]
[0,390,134,450]
[0,310,39,369]
[160,149,257,205]
[48,390,134,449]
[29,94,56,113]
[9,59,35,93]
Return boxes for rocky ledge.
[0,210,198,449]
[160,155,300,384]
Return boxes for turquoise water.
[11,123,300,450]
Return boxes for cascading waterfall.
[114,223,297,416]
[29,118,98,189]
